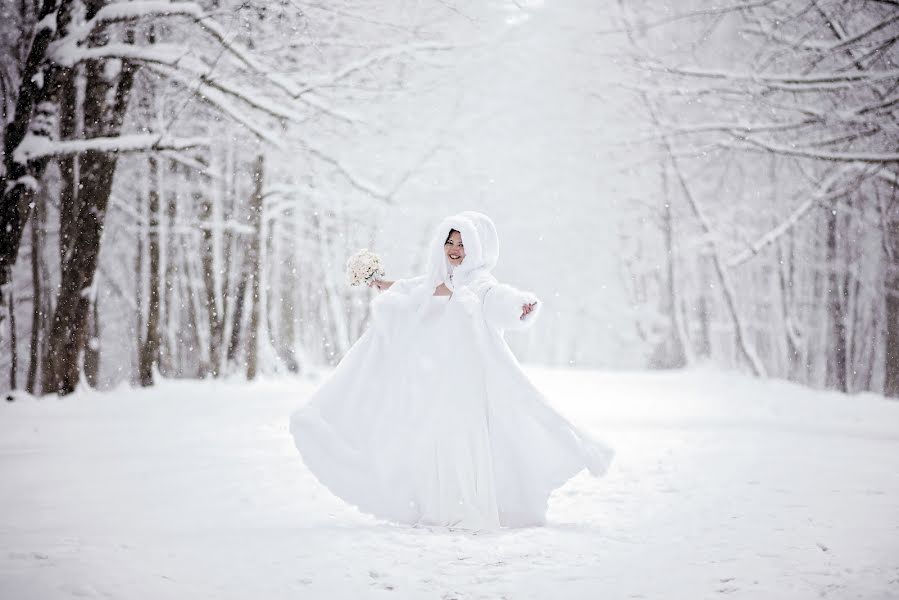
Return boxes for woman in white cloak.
[290,211,613,529]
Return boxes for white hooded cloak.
[290,212,613,529]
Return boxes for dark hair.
[445,228,460,243]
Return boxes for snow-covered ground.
[1,368,898,599]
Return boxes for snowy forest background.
[0,0,897,398]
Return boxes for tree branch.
[726,164,867,267]
[732,136,899,163]
[12,133,209,162]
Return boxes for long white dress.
[291,212,613,529]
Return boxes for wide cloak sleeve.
[482,281,542,332]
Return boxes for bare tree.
[615,0,898,393]
[1,0,479,393]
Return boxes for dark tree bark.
[134,191,144,384]
[246,154,264,380]
[58,66,80,267]
[160,160,178,375]
[200,188,224,377]
[885,198,899,397]
[8,285,17,394]
[42,3,137,395]
[226,279,247,365]
[0,0,66,300]
[57,65,98,386]
[825,203,849,393]
[139,156,161,387]
[83,298,100,387]
[26,183,46,395]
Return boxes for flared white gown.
[290,212,613,529]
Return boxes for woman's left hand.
[520,302,537,320]
[370,279,394,291]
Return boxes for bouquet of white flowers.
[345,248,386,287]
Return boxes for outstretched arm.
[370,276,425,295]
[483,283,542,332]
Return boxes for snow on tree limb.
[297,92,363,125]
[56,1,207,48]
[12,133,209,163]
[35,10,57,35]
[51,43,305,123]
[596,0,777,35]
[742,14,899,53]
[726,164,868,268]
[299,139,388,200]
[648,64,899,87]
[48,1,380,126]
[291,42,458,97]
[732,137,899,163]
[1,0,67,290]
[144,64,285,146]
[630,62,769,375]
[826,14,899,51]
[54,43,372,130]
[156,65,299,122]
[627,119,816,143]
[615,0,898,390]
[158,151,224,181]
[668,147,768,378]
[878,170,899,185]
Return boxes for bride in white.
[290,211,613,529]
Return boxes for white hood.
[425,211,500,290]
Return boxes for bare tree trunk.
[178,241,203,377]
[278,210,300,373]
[201,193,224,377]
[56,64,97,387]
[42,145,115,395]
[225,154,249,370]
[139,156,161,386]
[42,7,137,395]
[696,294,712,358]
[316,210,350,359]
[160,159,178,375]
[26,185,44,394]
[666,147,766,377]
[134,186,144,384]
[0,0,67,300]
[83,297,100,387]
[776,234,801,377]
[246,154,264,380]
[227,279,247,365]
[59,65,80,267]
[826,202,849,393]
[651,161,689,368]
[885,196,899,397]
[195,156,219,378]
[218,144,238,372]
[7,285,17,396]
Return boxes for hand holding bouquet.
[346,249,386,287]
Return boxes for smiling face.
[444,229,465,266]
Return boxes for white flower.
[345,248,386,287]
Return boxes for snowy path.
[1,369,898,599]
